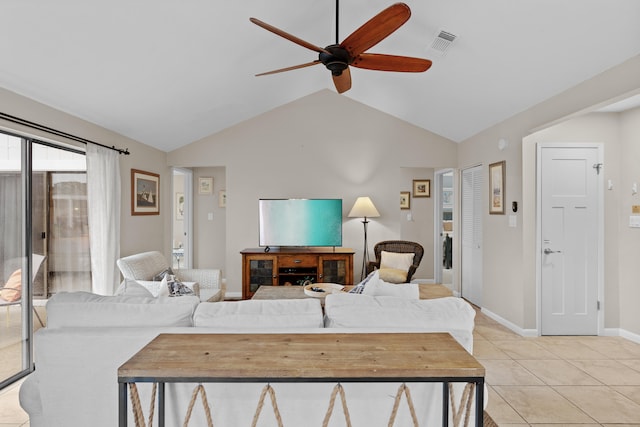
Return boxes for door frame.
[535,142,605,335]
[433,168,455,286]
[172,168,193,269]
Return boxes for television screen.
[259,199,343,247]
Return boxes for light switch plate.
[630,216,640,228]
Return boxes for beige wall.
[400,167,435,280]
[458,54,640,337]
[618,107,640,336]
[168,90,458,296]
[0,87,171,264]
[192,167,226,271]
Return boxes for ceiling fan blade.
[340,3,411,57]
[351,53,432,72]
[256,60,321,76]
[250,18,330,54]
[332,67,352,93]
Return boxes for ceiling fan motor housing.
[319,44,350,75]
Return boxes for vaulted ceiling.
[1,1,639,152]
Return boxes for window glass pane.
[32,144,90,295]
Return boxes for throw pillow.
[153,267,174,282]
[0,269,22,302]
[158,276,170,297]
[380,251,414,272]
[378,268,408,284]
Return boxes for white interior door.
[539,144,601,335]
[461,165,482,306]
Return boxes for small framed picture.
[489,161,506,214]
[400,191,411,209]
[198,177,213,195]
[131,169,160,216]
[218,190,226,208]
[413,179,431,198]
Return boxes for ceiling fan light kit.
[250,2,432,94]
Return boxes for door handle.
[543,248,562,254]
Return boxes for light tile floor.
[1,305,640,426]
[475,308,640,426]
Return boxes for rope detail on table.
[183,384,214,427]
[129,383,157,427]
[387,383,419,427]
[322,383,352,427]
[251,384,284,427]
[448,383,476,427]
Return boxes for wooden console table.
[118,332,485,426]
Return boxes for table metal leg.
[475,379,484,427]
[159,382,165,427]
[442,381,449,427]
[118,383,127,427]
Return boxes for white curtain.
[86,143,121,295]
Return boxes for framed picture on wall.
[131,169,160,216]
[198,177,213,195]
[489,161,506,214]
[400,191,411,209]
[413,179,431,197]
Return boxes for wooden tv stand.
[241,247,354,299]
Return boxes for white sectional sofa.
[20,291,482,427]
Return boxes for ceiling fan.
[250,2,432,94]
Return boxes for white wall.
[168,90,458,296]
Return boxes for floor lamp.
[348,196,380,280]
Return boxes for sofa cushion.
[46,292,199,328]
[323,294,476,353]
[114,279,155,297]
[194,299,323,328]
[362,280,419,299]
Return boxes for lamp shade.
[348,196,380,218]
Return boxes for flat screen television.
[258,199,343,248]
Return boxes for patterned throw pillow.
[348,270,377,294]
[153,267,174,282]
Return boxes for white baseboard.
[480,307,538,337]
[604,327,640,344]
[481,309,640,342]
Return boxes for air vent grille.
[429,30,457,55]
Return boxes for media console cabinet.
[241,247,354,299]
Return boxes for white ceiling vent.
[429,30,457,56]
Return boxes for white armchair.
[116,251,225,302]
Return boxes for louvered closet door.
[461,165,483,306]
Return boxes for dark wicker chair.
[366,240,424,282]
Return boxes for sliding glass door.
[0,133,89,388]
